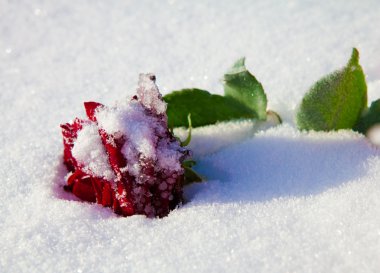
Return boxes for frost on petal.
[156,139,183,172]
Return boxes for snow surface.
[1,1,380,272]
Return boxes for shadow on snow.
[185,135,378,204]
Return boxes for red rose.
[61,74,190,217]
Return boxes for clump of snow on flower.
[94,74,185,177]
[96,101,158,162]
[156,140,183,171]
[71,122,116,181]
[136,73,167,115]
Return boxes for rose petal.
[60,118,84,172]
[84,102,104,122]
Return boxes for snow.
[94,75,184,175]
[174,112,281,157]
[156,139,183,172]
[72,122,116,181]
[367,125,380,146]
[1,0,380,272]
[136,73,167,115]
[96,100,158,160]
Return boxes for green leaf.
[296,48,367,131]
[354,99,380,134]
[181,159,203,185]
[183,166,203,185]
[223,57,268,120]
[163,89,257,128]
[182,159,196,168]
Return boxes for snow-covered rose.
[60,74,190,217]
